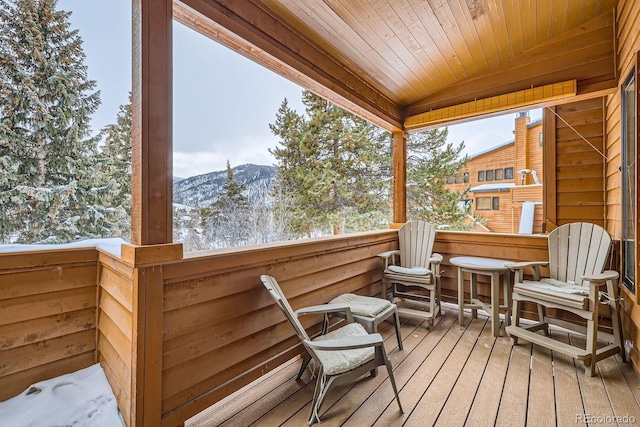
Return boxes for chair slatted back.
[548,223,612,286]
[398,221,436,268]
[260,275,311,343]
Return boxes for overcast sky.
[59,0,540,178]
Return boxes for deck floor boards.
[187,306,639,426]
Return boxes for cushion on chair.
[387,265,430,276]
[313,322,375,375]
[522,278,589,295]
[515,280,589,310]
[329,293,391,317]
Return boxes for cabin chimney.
[514,112,531,185]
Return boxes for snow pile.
[0,364,125,427]
[0,238,126,257]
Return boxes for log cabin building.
[447,112,545,233]
[2,1,640,425]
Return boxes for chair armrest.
[296,303,354,323]
[429,253,443,278]
[581,270,619,284]
[429,253,443,263]
[306,333,383,351]
[377,250,400,269]
[505,261,549,270]
[378,250,400,259]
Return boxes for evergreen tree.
[200,160,251,247]
[96,100,132,239]
[406,128,476,230]
[269,91,392,237]
[0,0,112,243]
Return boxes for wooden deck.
[186,305,640,427]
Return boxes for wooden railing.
[159,230,397,425]
[1,229,623,426]
[96,251,135,425]
[0,248,99,401]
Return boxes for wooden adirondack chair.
[506,222,624,376]
[378,221,442,328]
[260,275,403,425]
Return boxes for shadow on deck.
[187,306,640,427]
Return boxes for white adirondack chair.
[378,221,442,328]
[506,222,624,376]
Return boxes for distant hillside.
[173,164,277,209]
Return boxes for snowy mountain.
[173,164,277,209]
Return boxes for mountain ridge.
[173,163,276,209]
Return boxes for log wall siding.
[526,121,544,181]
[544,97,607,229]
[0,249,98,401]
[473,190,517,233]
[446,144,515,195]
[606,0,640,374]
[447,119,543,234]
[97,252,135,426]
[514,116,528,181]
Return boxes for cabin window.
[477,196,500,210]
[476,197,491,210]
[463,172,469,183]
[446,176,454,184]
[478,171,485,182]
[622,67,637,294]
[505,167,514,179]
[539,132,543,147]
[494,168,503,180]
[485,169,494,181]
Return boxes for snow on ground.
[0,364,125,427]
[0,238,126,257]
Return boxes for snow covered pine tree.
[0,0,124,243]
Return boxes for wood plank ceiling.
[174,0,618,131]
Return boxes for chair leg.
[308,373,325,425]
[585,317,598,377]
[392,283,400,302]
[383,352,403,414]
[309,374,334,425]
[394,309,403,350]
[364,321,382,373]
[429,287,436,329]
[436,277,442,316]
[298,353,312,380]
[537,304,549,336]
[608,280,626,362]
[382,278,390,301]
[322,313,329,335]
[510,298,521,346]
[503,271,511,327]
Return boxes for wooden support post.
[392,130,407,226]
[543,106,557,231]
[123,243,183,426]
[132,0,173,245]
